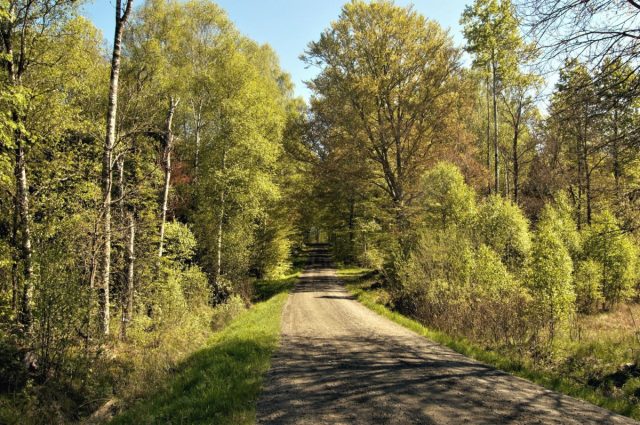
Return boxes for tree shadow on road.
[257,332,629,424]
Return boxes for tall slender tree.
[462,0,522,195]
[0,0,79,332]
[101,0,133,335]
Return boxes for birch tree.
[101,0,133,335]
[0,0,81,332]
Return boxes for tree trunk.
[512,129,519,203]
[15,140,33,332]
[11,202,19,315]
[216,191,225,279]
[576,136,583,230]
[192,100,203,186]
[512,108,520,204]
[485,72,491,193]
[117,157,125,217]
[491,51,499,195]
[120,212,135,340]
[216,149,227,282]
[101,0,133,336]
[5,40,34,331]
[583,112,592,226]
[348,196,355,259]
[586,167,592,226]
[159,96,179,258]
[612,108,621,196]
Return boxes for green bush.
[574,259,604,314]
[472,244,516,297]
[469,245,532,346]
[527,222,575,340]
[252,219,292,279]
[354,218,384,270]
[420,162,476,230]
[163,221,197,263]
[148,267,188,325]
[394,227,474,329]
[476,194,531,270]
[210,295,247,330]
[540,191,582,260]
[583,211,638,309]
[358,245,385,271]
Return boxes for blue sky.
[82,0,470,100]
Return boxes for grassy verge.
[338,268,640,421]
[111,273,297,425]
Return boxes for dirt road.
[256,247,637,424]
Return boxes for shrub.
[539,191,582,260]
[148,267,188,325]
[472,244,516,297]
[476,195,531,270]
[358,246,385,271]
[527,223,575,340]
[420,162,476,230]
[179,265,210,306]
[393,227,474,330]
[251,220,291,279]
[163,221,197,264]
[354,218,385,270]
[469,245,532,346]
[583,211,638,309]
[210,295,247,330]
[574,259,604,314]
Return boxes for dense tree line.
[2,0,640,421]
[300,0,640,357]
[0,0,302,421]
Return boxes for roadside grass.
[111,272,297,425]
[338,268,640,421]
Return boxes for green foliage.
[470,244,532,346]
[574,259,604,314]
[527,222,575,339]
[393,227,474,326]
[421,162,476,229]
[475,194,531,270]
[540,191,582,260]
[148,267,188,324]
[583,211,638,309]
[2,0,640,422]
[303,0,460,235]
[251,218,292,279]
[162,221,197,264]
[461,0,522,74]
[472,244,515,297]
[112,285,289,425]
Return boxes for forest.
[1,0,640,423]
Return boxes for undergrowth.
[110,272,296,424]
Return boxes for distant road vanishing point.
[256,246,637,425]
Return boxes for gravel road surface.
[256,247,637,424]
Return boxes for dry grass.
[576,304,640,342]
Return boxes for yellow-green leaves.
[461,0,521,76]
[420,162,476,230]
[304,0,459,219]
[476,194,531,270]
[583,211,638,309]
